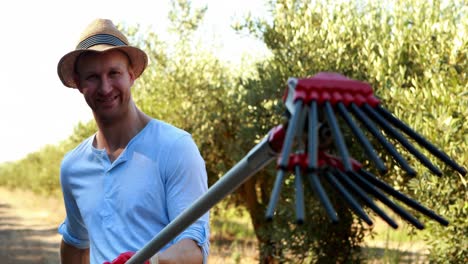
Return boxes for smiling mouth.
[98,95,119,105]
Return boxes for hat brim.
[57,45,148,88]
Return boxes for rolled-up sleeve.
[174,222,210,262]
[58,219,89,249]
[58,163,90,249]
[163,134,210,262]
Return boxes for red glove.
[103,251,150,264]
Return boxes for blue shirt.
[58,119,210,263]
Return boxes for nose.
[98,76,113,95]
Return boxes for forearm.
[60,239,90,264]
[158,239,203,264]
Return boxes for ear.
[128,67,136,85]
[73,73,84,93]
[129,66,136,80]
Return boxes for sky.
[0,0,270,163]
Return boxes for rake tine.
[324,171,373,225]
[266,169,286,220]
[307,101,339,222]
[336,102,387,173]
[348,171,425,229]
[358,169,449,226]
[295,166,305,224]
[324,101,353,171]
[349,103,417,176]
[308,101,319,170]
[307,172,339,223]
[376,105,467,176]
[278,100,304,169]
[266,100,304,220]
[362,104,442,176]
[307,101,338,223]
[333,170,398,229]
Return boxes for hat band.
[76,34,127,49]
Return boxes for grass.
[209,204,258,263]
[209,202,431,263]
[361,216,430,263]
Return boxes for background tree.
[237,0,467,262]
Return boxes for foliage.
[0,121,96,196]
[237,0,467,262]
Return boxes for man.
[57,18,209,264]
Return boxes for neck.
[94,103,150,153]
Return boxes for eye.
[110,70,121,77]
[85,74,98,81]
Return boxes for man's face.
[75,49,135,122]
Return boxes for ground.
[0,187,62,263]
[0,187,429,263]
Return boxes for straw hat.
[57,18,148,88]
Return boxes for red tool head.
[267,72,465,228]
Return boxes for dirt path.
[0,188,63,264]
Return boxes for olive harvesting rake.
[125,72,466,264]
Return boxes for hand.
[103,252,150,264]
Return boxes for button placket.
[100,160,115,221]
